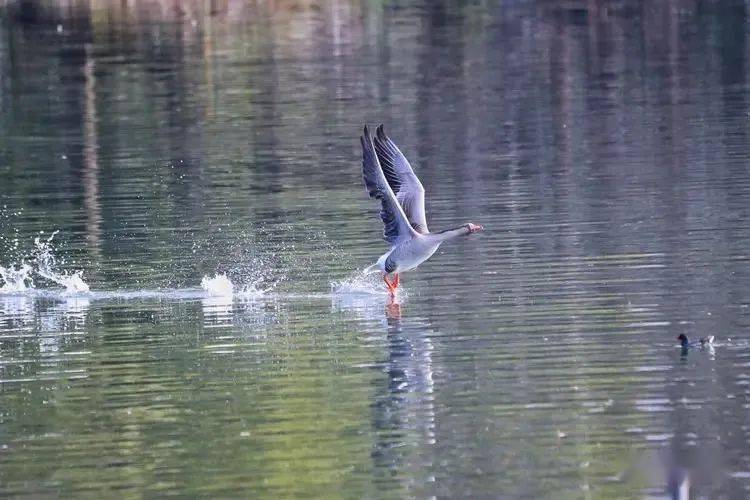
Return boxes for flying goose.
[360,125,483,296]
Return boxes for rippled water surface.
[1,1,750,497]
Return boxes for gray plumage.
[372,125,429,234]
[361,125,416,245]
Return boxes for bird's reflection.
[385,297,402,321]
[333,293,437,477]
[372,296,436,477]
[635,448,691,499]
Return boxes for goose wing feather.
[361,125,417,245]
[373,125,428,234]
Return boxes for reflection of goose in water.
[332,294,438,482]
[360,125,483,296]
[371,304,436,481]
[330,295,436,475]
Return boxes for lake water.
[1,1,750,497]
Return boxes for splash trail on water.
[2,229,388,303]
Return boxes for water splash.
[1,224,293,301]
[331,269,389,297]
[236,283,267,299]
[200,274,235,322]
[201,274,234,296]
[33,231,90,293]
[0,262,33,293]
[330,269,407,322]
[200,272,274,299]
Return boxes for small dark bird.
[677,334,714,348]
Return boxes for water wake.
[2,228,387,305]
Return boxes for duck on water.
[677,334,714,349]
[360,125,483,296]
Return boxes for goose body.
[374,236,441,274]
[360,125,483,295]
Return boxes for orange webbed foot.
[383,273,399,297]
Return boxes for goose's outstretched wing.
[361,125,417,245]
[373,125,428,234]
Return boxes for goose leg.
[392,273,399,288]
[383,274,394,294]
[382,274,397,296]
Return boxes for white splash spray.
[200,272,272,299]
[201,274,234,296]
[331,268,390,296]
[0,262,33,293]
[33,231,90,293]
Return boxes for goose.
[360,125,483,296]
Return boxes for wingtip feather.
[376,124,386,140]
